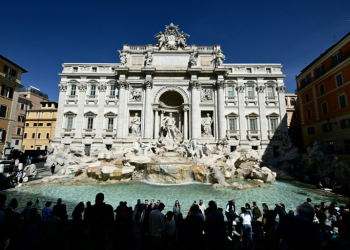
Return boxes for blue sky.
[1,0,349,101]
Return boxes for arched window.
[290,98,296,106]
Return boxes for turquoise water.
[3,180,347,218]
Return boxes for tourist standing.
[186,205,204,248]
[225,199,236,240]
[199,199,206,216]
[50,163,55,175]
[42,201,52,221]
[205,200,226,250]
[173,200,181,218]
[239,207,254,250]
[165,211,176,242]
[53,198,68,222]
[148,202,165,237]
[251,202,263,237]
[132,207,145,250]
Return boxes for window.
[24,133,27,139]
[0,84,13,99]
[73,67,78,72]
[33,123,37,126]
[47,123,51,126]
[249,118,258,131]
[302,77,308,87]
[38,123,43,127]
[90,85,96,96]
[27,112,30,117]
[49,112,53,117]
[305,93,309,103]
[46,133,50,139]
[340,119,350,129]
[307,127,315,135]
[290,98,296,106]
[267,86,274,98]
[316,65,324,78]
[20,103,25,110]
[41,112,44,117]
[37,133,41,139]
[270,118,278,131]
[67,117,73,129]
[227,86,234,98]
[339,94,347,108]
[108,118,114,130]
[31,133,35,139]
[27,104,31,110]
[71,85,77,95]
[332,51,342,67]
[15,140,19,146]
[92,67,97,72]
[0,105,8,118]
[246,68,252,73]
[229,118,236,131]
[319,84,325,95]
[307,109,312,119]
[322,123,332,132]
[16,128,21,135]
[321,102,328,114]
[87,117,94,129]
[36,147,41,150]
[247,86,254,97]
[18,115,25,122]
[35,112,39,117]
[266,68,271,73]
[336,73,343,87]
[110,85,116,96]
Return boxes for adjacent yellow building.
[23,101,57,152]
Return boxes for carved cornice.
[143,80,153,89]
[117,80,130,89]
[236,86,245,93]
[98,83,107,92]
[215,80,226,89]
[189,80,201,90]
[78,83,87,91]
[58,83,67,91]
[276,86,286,93]
[256,86,265,93]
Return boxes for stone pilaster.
[183,107,189,140]
[190,80,201,139]
[257,80,268,143]
[154,109,159,139]
[216,80,226,140]
[94,79,107,142]
[116,80,129,139]
[236,79,248,144]
[277,84,288,134]
[52,81,68,143]
[73,78,87,143]
[143,80,153,139]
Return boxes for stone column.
[95,79,107,142]
[143,80,153,139]
[73,79,87,145]
[154,109,159,139]
[277,85,288,134]
[183,107,189,140]
[216,80,226,139]
[116,80,129,139]
[236,79,247,144]
[52,81,68,144]
[190,80,201,139]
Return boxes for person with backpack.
[225,199,237,240]
[252,202,263,237]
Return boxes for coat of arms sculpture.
[154,23,190,50]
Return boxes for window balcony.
[103,129,116,139]
[247,130,260,140]
[268,129,281,139]
[82,129,96,138]
[245,96,258,105]
[61,128,75,138]
[225,96,237,105]
[265,96,278,106]
[226,130,239,139]
[86,95,98,104]
[66,95,78,104]
[105,95,118,105]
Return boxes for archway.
[159,91,184,106]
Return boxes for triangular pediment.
[104,111,117,117]
[64,111,77,116]
[246,112,259,117]
[84,111,97,116]
[266,112,279,117]
[225,112,238,117]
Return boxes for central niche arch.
[159,91,184,106]
[154,85,189,104]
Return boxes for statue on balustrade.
[130,113,141,135]
[202,113,213,136]
[118,50,127,66]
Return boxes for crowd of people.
[0,193,349,250]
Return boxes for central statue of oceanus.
[160,112,182,140]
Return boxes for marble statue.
[154,23,190,50]
[189,51,198,67]
[130,89,141,101]
[130,113,141,135]
[155,31,166,49]
[202,113,213,136]
[214,49,225,67]
[201,89,212,101]
[177,31,190,49]
[118,50,127,66]
[144,51,153,66]
[161,113,177,139]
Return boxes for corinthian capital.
[189,80,201,90]
[117,80,130,89]
[215,80,226,89]
[236,85,245,93]
[98,83,107,92]
[143,80,153,89]
[58,83,67,91]
[78,83,87,91]
[277,86,286,93]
